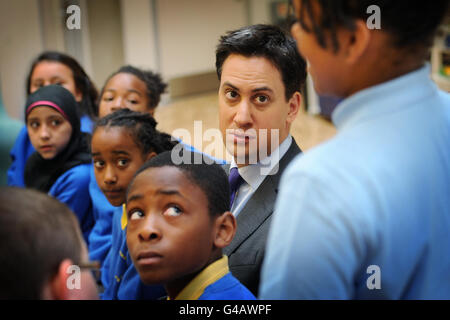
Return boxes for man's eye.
[130,210,145,220]
[163,206,182,217]
[225,90,239,100]
[255,95,269,104]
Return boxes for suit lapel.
[224,139,301,255]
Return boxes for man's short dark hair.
[128,150,230,217]
[0,187,83,299]
[216,24,307,101]
[297,0,450,53]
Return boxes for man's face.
[218,54,299,167]
[126,166,216,288]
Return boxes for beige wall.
[0,0,43,121]
[0,0,276,120]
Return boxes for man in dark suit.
[215,24,307,295]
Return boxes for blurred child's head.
[27,51,98,118]
[25,85,80,160]
[0,187,98,300]
[126,151,236,297]
[91,108,178,207]
[290,0,450,97]
[98,65,167,118]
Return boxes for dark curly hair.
[296,0,450,53]
[94,108,178,157]
[26,51,99,119]
[100,65,167,111]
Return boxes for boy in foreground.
[126,151,256,300]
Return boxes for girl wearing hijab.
[24,85,94,244]
[8,51,98,187]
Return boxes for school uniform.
[8,115,93,187]
[88,165,117,265]
[23,85,94,244]
[170,256,256,300]
[101,205,165,300]
[48,163,94,244]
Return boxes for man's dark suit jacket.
[223,138,301,296]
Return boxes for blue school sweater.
[101,206,165,300]
[48,163,94,245]
[88,166,116,265]
[170,256,256,300]
[7,115,93,187]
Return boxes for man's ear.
[342,19,371,65]
[46,259,73,300]
[213,211,236,249]
[286,91,302,125]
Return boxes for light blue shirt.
[260,65,450,299]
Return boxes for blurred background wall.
[0,0,281,121]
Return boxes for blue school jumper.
[7,115,93,187]
[101,205,165,300]
[88,165,116,265]
[48,162,94,245]
[171,256,256,300]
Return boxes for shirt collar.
[171,255,229,300]
[332,64,435,131]
[230,134,292,190]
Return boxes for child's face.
[91,126,148,207]
[27,106,73,160]
[29,61,82,102]
[98,73,151,118]
[126,166,216,287]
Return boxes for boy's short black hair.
[0,187,83,299]
[216,24,307,101]
[128,150,230,217]
[297,0,450,53]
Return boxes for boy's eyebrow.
[91,152,100,157]
[127,189,187,204]
[156,189,187,200]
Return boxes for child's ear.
[45,259,73,300]
[213,211,236,249]
[145,151,157,161]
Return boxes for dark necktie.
[229,167,244,208]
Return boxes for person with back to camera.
[261,0,450,299]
